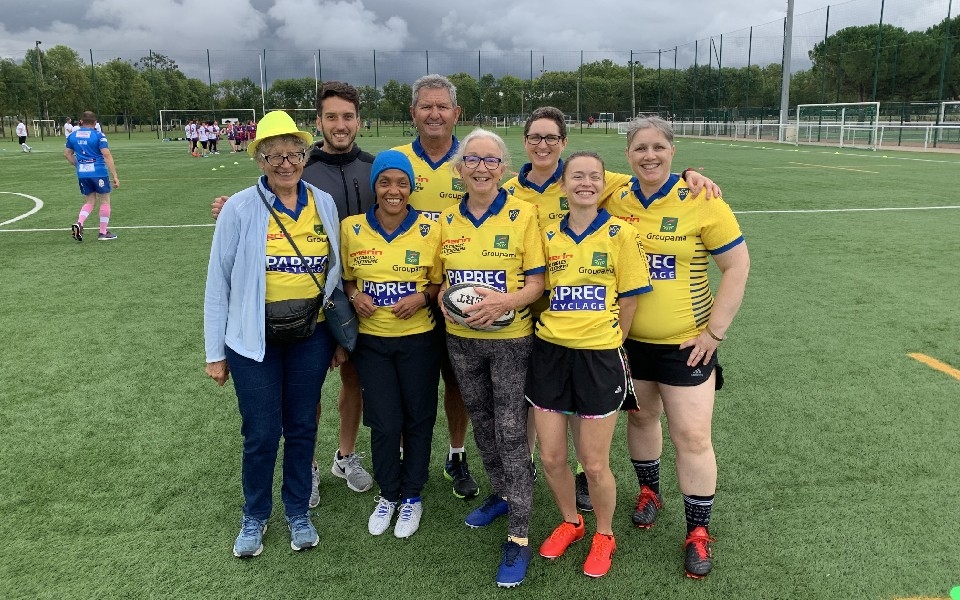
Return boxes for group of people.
[185,119,224,157]
[203,75,750,588]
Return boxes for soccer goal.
[32,119,57,137]
[938,101,960,124]
[159,109,256,135]
[795,102,880,150]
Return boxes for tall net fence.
[1,0,956,147]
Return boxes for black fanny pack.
[264,295,323,342]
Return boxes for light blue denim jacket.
[204,177,342,363]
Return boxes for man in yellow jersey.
[393,74,478,499]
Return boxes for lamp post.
[34,40,46,140]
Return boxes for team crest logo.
[405,250,420,265]
[314,224,325,235]
[546,230,556,241]
[452,178,466,192]
[608,225,620,237]
[559,197,568,211]
[494,235,509,249]
[352,223,361,235]
[678,188,690,200]
[621,190,630,199]
[509,209,520,222]
[660,217,678,232]
[419,223,431,237]
[446,214,454,224]
[592,252,608,267]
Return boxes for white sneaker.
[394,498,423,539]
[309,463,320,509]
[332,450,373,492]
[368,497,397,536]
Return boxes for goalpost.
[159,108,256,137]
[32,119,57,137]
[795,102,880,150]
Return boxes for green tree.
[381,79,412,122]
[266,77,315,110]
[357,85,381,117]
[447,73,478,121]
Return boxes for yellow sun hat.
[247,111,314,158]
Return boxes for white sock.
[449,446,465,460]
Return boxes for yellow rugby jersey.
[537,210,653,350]
[604,174,744,344]
[439,190,546,340]
[265,186,328,324]
[340,206,442,337]
[394,138,464,222]
[504,161,633,228]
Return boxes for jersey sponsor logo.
[352,223,362,235]
[419,223,431,237]
[509,209,520,222]
[678,188,690,200]
[647,253,676,279]
[314,223,325,235]
[362,280,418,307]
[494,235,509,249]
[550,285,607,311]
[592,252,608,267]
[306,235,327,243]
[78,163,95,173]
[647,232,687,242]
[405,250,420,265]
[559,197,568,210]
[548,252,572,274]
[350,248,383,266]
[266,255,328,274]
[77,130,91,139]
[446,269,507,291]
[660,217,678,232]
[609,224,620,237]
[267,232,286,241]
[452,178,465,192]
[419,210,441,222]
[441,235,471,255]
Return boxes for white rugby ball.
[442,282,515,331]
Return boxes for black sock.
[631,458,661,494]
[683,493,714,533]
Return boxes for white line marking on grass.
[735,206,960,215]
[783,162,880,174]
[692,140,960,165]
[0,223,215,233]
[0,192,43,226]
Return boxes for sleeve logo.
[446,213,454,224]
[353,223,362,235]
[660,217,678,232]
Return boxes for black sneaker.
[575,472,593,512]
[632,485,663,528]
[684,526,714,578]
[71,222,83,242]
[444,451,479,499]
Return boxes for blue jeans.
[226,325,336,520]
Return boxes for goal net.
[795,102,880,150]
[159,109,256,138]
[32,119,57,137]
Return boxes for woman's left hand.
[329,345,348,370]
[391,292,426,320]
[205,360,230,386]
[684,170,722,200]
[679,331,720,367]
[464,287,513,330]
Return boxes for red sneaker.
[539,514,584,559]
[583,532,616,578]
[684,526,715,578]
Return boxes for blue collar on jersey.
[559,208,612,244]
[412,136,460,170]
[517,159,563,193]
[262,176,308,220]
[366,204,419,243]
[630,173,680,209]
[459,188,508,227]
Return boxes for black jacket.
[302,143,376,222]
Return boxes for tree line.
[2,16,956,128]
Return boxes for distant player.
[16,118,32,152]
[63,118,75,138]
[65,111,120,242]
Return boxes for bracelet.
[349,290,360,302]
[680,167,694,181]
[705,325,724,342]
[423,291,431,306]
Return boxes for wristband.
[705,325,724,342]
[423,291,431,306]
[349,290,360,302]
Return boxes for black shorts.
[19,136,27,144]
[525,336,629,418]
[623,339,724,390]
[430,304,457,386]
[200,141,208,149]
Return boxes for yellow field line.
[908,353,960,380]
[785,162,880,174]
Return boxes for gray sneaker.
[331,451,373,492]
[394,498,423,539]
[309,463,320,509]
[233,515,267,558]
[286,513,319,551]
[368,496,397,536]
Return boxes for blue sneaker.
[496,540,531,588]
[286,513,319,551]
[464,494,509,528]
[233,515,267,558]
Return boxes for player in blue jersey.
[65,112,120,242]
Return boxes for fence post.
[90,49,100,117]
[818,7,830,104]
[871,0,885,102]
[935,0,953,147]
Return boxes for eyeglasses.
[259,151,306,167]
[524,134,564,146]
[462,155,503,169]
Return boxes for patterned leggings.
[446,334,534,539]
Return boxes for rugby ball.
[442,282,515,331]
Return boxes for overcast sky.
[0,0,949,84]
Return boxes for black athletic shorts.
[525,336,630,418]
[623,339,724,390]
